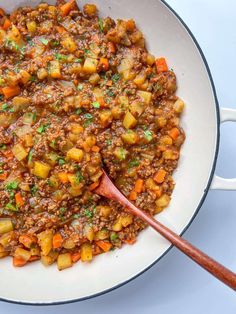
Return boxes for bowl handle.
[211,107,236,190]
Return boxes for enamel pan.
[0,0,235,305]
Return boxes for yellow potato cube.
[37,230,53,256]
[61,36,77,53]
[0,219,13,234]
[137,90,152,105]
[83,58,98,74]
[123,111,137,129]
[50,60,61,79]
[26,21,37,33]
[81,243,93,262]
[57,253,72,270]
[66,148,84,162]
[14,248,31,262]
[155,194,171,208]
[34,161,51,179]
[12,143,28,161]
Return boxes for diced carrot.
[96,241,112,252]
[3,150,14,159]
[98,57,109,71]
[89,181,100,191]
[91,145,100,152]
[2,18,11,30]
[19,235,34,248]
[2,85,20,99]
[106,80,113,87]
[168,127,180,140]
[93,245,101,255]
[53,233,63,249]
[15,192,24,207]
[60,0,75,16]
[56,26,66,34]
[13,256,27,267]
[107,41,116,54]
[154,169,167,184]
[29,255,40,262]
[134,178,144,193]
[155,57,168,73]
[0,173,8,181]
[97,96,106,108]
[72,251,81,263]
[58,172,69,183]
[129,190,137,201]
[126,19,136,32]
[73,79,78,86]
[125,238,136,245]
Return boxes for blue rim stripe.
[0,0,220,306]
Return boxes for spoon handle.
[96,173,236,290]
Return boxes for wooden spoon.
[95,170,236,290]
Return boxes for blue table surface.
[1,1,236,313]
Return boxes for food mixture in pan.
[0,0,185,270]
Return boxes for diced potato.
[23,134,33,147]
[95,229,109,241]
[12,144,28,161]
[121,130,138,144]
[37,68,48,80]
[63,238,76,249]
[146,53,155,65]
[139,80,149,91]
[7,25,21,44]
[26,21,37,33]
[50,61,61,79]
[57,253,72,270]
[114,147,128,161]
[84,225,94,241]
[117,95,129,107]
[155,194,171,208]
[118,58,134,75]
[111,106,123,119]
[85,136,96,147]
[83,4,97,16]
[145,178,158,190]
[159,135,173,146]
[0,244,7,258]
[156,116,167,128]
[89,73,100,85]
[30,247,40,256]
[48,175,59,189]
[81,243,93,262]
[112,217,123,231]
[18,70,31,84]
[173,98,185,113]
[162,150,179,160]
[14,248,31,262]
[133,71,146,86]
[34,161,51,179]
[121,215,133,227]
[123,111,137,129]
[0,219,13,234]
[41,250,58,266]
[37,230,53,256]
[66,147,84,162]
[0,29,6,44]
[68,186,82,196]
[97,205,111,218]
[12,97,30,111]
[61,36,77,53]
[0,232,13,247]
[83,58,98,74]
[99,110,113,127]
[45,153,58,166]
[129,101,145,116]
[137,90,152,105]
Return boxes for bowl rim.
[0,0,220,306]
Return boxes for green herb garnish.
[144,130,153,141]
[58,158,66,166]
[128,159,140,168]
[98,18,104,32]
[75,171,83,184]
[31,185,38,195]
[28,150,33,163]
[92,101,100,108]
[111,73,120,83]
[5,203,18,212]
[0,144,6,150]
[5,181,18,191]
[83,209,93,219]
[83,113,93,127]
[110,232,118,242]
[54,53,68,61]
[37,124,47,133]
[77,84,83,91]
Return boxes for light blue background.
[1,0,236,313]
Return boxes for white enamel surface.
[0,0,219,304]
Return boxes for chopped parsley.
[0,144,6,150]
[77,84,83,91]
[76,108,82,115]
[83,209,94,219]
[92,101,100,108]
[106,139,112,146]
[1,103,14,112]
[110,232,118,242]
[51,40,59,47]
[37,124,47,133]
[5,203,18,212]
[106,89,115,97]
[28,150,33,163]
[5,39,19,51]
[111,73,120,83]
[128,159,140,168]
[31,185,38,195]
[75,171,83,184]
[75,58,82,63]
[5,181,18,191]
[144,130,153,141]
[84,49,90,57]
[73,213,80,219]
[58,158,66,166]
[59,207,67,214]
[0,169,3,174]
[54,53,68,61]
[83,113,93,127]
[98,18,104,32]
[29,75,37,82]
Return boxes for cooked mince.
[0,0,185,270]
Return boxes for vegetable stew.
[0,0,185,270]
